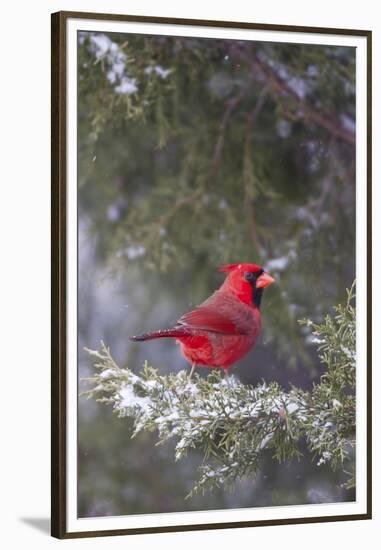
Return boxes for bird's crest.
[218,263,262,274]
[218,263,240,273]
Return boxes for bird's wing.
[178,291,257,335]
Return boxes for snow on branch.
[83,283,356,496]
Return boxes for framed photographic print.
[51,10,372,539]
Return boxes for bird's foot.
[223,368,234,386]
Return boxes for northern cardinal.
[130,263,274,377]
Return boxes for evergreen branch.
[205,88,246,181]
[83,285,356,496]
[230,45,355,146]
[243,86,269,252]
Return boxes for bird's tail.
[130,327,185,342]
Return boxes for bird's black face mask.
[244,269,264,308]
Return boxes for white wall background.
[0,1,378,548]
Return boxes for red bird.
[130,263,274,377]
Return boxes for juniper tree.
[78,32,356,370]
[78,31,356,513]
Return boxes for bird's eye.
[244,271,256,283]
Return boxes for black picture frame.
[51,10,372,539]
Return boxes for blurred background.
[77,31,356,517]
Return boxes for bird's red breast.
[130,263,274,370]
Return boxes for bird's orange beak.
[256,272,275,289]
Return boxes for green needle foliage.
[83,283,356,496]
[78,32,356,372]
